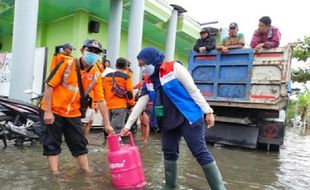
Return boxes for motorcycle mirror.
[24,89,33,94]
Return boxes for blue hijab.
[137,47,165,67]
[137,47,165,131]
[137,47,164,88]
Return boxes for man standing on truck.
[193,27,216,53]
[217,22,245,53]
[40,39,115,175]
[250,16,281,51]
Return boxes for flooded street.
[0,126,309,190]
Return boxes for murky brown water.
[0,127,309,190]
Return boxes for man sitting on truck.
[217,22,245,53]
[250,16,281,51]
[193,27,216,53]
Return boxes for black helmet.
[200,27,211,34]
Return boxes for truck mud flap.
[257,121,284,145]
[205,122,259,149]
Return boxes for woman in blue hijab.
[121,47,225,190]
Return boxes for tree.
[291,69,310,82]
[298,88,310,122]
[293,36,310,62]
[291,36,310,82]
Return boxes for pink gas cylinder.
[107,133,146,189]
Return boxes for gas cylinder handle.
[118,132,135,146]
[128,132,135,146]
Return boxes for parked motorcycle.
[0,93,43,148]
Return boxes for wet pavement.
[0,126,309,190]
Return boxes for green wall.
[0,35,12,52]
[0,10,190,71]
[44,16,74,66]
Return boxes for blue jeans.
[161,118,214,166]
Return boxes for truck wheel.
[257,143,280,151]
[269,144,280,151]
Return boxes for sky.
[167,0,310,70]
[167,0,309,46]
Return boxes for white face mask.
[142,64,155,76]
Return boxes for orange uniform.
[49,53,73,72]
[102,71,134,110]
[127,69,134,80]
[41,58,104,117]
[96,61,105,73]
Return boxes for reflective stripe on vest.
[61,60,99,94]
[84,71,100,96]
[144,76,155,100]
[62,59,79,91]
[60,60,100,114]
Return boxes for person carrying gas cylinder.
[120,47,226,190]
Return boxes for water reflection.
[0,127,309,190]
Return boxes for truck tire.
[257,143,280,151]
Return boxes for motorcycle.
[0,92,43,148]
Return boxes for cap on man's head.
[63,43,75,50]
[229,22,238,29]
[83,39,103,52]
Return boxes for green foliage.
[299,88,310,106]
[287,88,310,121]
[293,36,310,62]
[287,100,296,119]
[291,69,310,82]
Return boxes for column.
[9,0,39,102]
[127,0,145,85]
[107,0,123,67]
[165,5,186,61]
[164,9,178,61]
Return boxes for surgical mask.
[83,51,99,66]
[142,64,155,76]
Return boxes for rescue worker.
[121,47,226,190]
[49,43,75,71]
[40,39,115,175]
[126,60,134,80]
[83,59,105,138]
[102,57,135,134]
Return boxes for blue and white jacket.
[124,61,213,129]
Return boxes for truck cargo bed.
[188,47,292,111]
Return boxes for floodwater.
[0,127,309,190]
